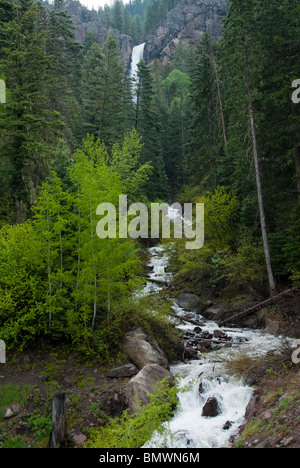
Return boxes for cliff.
[45,0,134,72]
[144,0,227,65]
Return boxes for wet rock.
[223,420,233,430]
[213,329,226,339]
[202,397,221,417]
[202,307,224,320]
[124,364,174,413]
[199,340,211,351]
[183,347,199,360]
[122,327,169,370]
[175,293,201,311]
[107,363,138,379]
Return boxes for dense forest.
[0,0,299,362]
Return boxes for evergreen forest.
[0,1,300,435]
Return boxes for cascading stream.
[141,244,288,449]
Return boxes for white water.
[129,43,146,101]
[141,245,288,449]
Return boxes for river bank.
[0,244,299,449]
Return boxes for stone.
[73,434,87,447]
[4,407,14,419]
[223,420,233,430]
[124,363,174,414]
[107,363,138,379]
[144,0,227,65]
[202,307,223,320]
[264,318,281,336]
[175,293,201,311]
[280,437,294,447]
[261,410,272,421]
[202,397,221,417]
[213,329,226,339]
[245,394,260,419]
[121,328,169,370]
[11,404,20,414]
[199,340,211,351]
[183,347,199,360]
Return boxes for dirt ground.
[0,344,129,448]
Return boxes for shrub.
[85,377,181,449]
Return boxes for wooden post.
[49,393,66,448]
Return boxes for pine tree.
[0,0,64,222]
[135,59,169,200]
[82,35,130,149]
[222,0,276,295]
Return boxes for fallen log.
[219,287,299,326]
[202,339,246,346]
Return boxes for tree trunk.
[291,103,300,201]
[49,393,66,448]
[247,85,276,295]
[212,51,227,147]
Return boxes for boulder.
[202,397,221,417]
[124,363,174,413]
[202,306,224,320]
[213,329,226,339]
[107,363,138,379]
[122,328,169,370]
[175,293,201,311]
[73,434,87,447]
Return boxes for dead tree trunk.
[49,393,66,448]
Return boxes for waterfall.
[129,43,146,101]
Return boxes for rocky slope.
[45,0,134,72]
[45,0,227,70]
[144,0,227,65]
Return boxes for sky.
[79,0,130,10]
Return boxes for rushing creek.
[141,245,287,449]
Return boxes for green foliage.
[0,223,46,350]
[0,383,31,421]
[85,377,181,448]
[0,132,150,355]
[27,413,52,440]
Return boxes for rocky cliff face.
[144,0,227,65]
[51,0,134,72]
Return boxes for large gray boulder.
[122,328,169,370]
[124,363,174,413]
[175,293,201,311]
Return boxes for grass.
[0,383,32,421]
[223,341,294,383]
